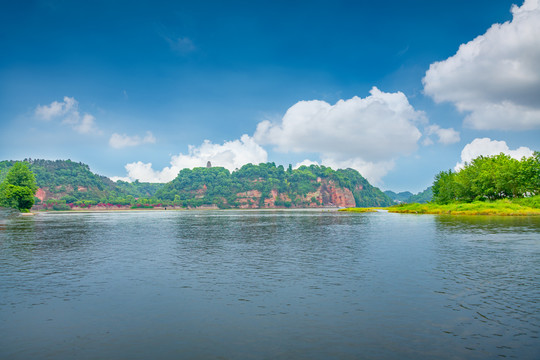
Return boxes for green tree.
[432,152,540,204]
[0,162,38,212]
[432,170,457,204]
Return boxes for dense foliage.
[384,187,432,204]
[0,159,161,205]
[407,187,433,204]
[156,163,393,208]
[0,159,393,208]
[384,190,413,203]
[0,162,38,212]
[389,196,540,216]
[432,152,540,204]
[115,180,164,198]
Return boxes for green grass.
[338,207,379,213]
[387,195,540,216]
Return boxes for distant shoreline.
[31,207,343,214]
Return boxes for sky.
[1,0,539,193]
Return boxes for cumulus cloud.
[35,96,77,120]
[118,135,268,182]
[110,176,131,182]
[294,159,320,169]
[109,131,156,149]
[322,157,396,185]
[254,87,425,184]
[424,125,460,145]
[455,137,534,170]
[34,96,100,134]
[423,0,540,130]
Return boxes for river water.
[0,210,539,359]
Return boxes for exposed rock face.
[33,177,358,210]
[304,179,356,208]
[34,186,74,202]
[236,190,262,209]
[234,179,356,208]
[35,188,47,202]
[325,180,356,208]
[34,185,102,203]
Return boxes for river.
[1,210,539,359]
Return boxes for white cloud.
[321,157,396,185]
[254,87,425,184]
[294,159,320,169]
[109,131,156,149]
[118,135,268,182]
[35,96,77,120]
[74,113,99,134]
[455,137,534,170]
[34,96,100,134]
[423,0,540,130]
[425,125,460,145]
[110,176,131,182]
[422,137,434,146]
[293,158,394,185]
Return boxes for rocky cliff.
[191,178,368,208]
[1,159,394,209]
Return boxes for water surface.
[1,210,539,359]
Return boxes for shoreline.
[340,201,540,216]
[32,207,343,214]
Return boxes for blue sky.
[1,0,539,192]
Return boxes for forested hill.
[0,159,393,208]
[385,187,433,204]
[0,159,163,205]
[156,163,393,208]
[0,159,125,203]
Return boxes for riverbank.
[339,196,540,216]
[388,199,540,216]
[337,207,379,213]
[31,207,342,214]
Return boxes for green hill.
[156,163,393,208]
[0,159,161,205]
[384,187,433,204]
[407,187,433,203]
[0,159,393,209]
[384,190,413,203]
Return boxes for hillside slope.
[156,163,393,208]
[1,160,393,208]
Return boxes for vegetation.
[407,187,433,203]
[387,152,540,216]
[388,196,540,216]
[156,163,393,208]
[0,162,38,212]
[384,187,433,204]
[338,207,378,213]
[384,190,413,203]
[343,153,540,216]
[432,152,540,204]
[0,159,393,209]
[0,159,164,206]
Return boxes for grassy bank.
[338,207,379,213]
[339,196,540,216]
[388,197,540,216]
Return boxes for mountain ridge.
[0,159,394,209]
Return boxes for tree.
[432,170,456,204]
[432,152,540,204]
[0,162,38,212]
